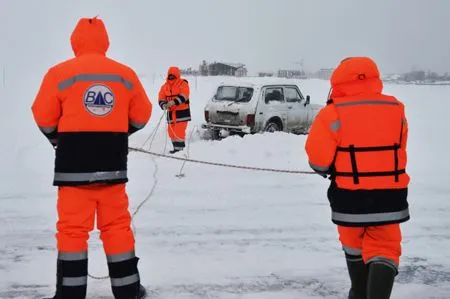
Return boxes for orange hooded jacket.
[305,57,410,227]
[32,17,152,186]
[158,67,191,123]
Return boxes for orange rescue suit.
[32,19,152,186]
[305,57,410,227]
[158,66,191,151]
[158,67,191,124]
[306,57,410,268]
[31,17,152,299]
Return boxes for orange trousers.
[338,224,402,265]
[56,184,135,255]
[168,122,187,141]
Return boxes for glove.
[165,101,176,109]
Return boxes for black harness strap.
[334,169,406,177]
[337,145,398,152]
[349,145,359,184]
[336,143,404,184]
[394,143,400,182]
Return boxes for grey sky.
[1,0,449,76]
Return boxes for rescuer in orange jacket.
[305,57,410,299]
[31,17,152,299]
[158,66,191,154]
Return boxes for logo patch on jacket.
[83,84,114,116]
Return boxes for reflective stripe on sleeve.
[129,120,146,129]
[39,126,57,134]
[330,120,341,132]
[309,162,329,173]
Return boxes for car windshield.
[215,86,254,102]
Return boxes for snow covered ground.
[1,76,450,298]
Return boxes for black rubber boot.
[137,284,147,299]
[367,262,396,299]
[43,258,88,299]
[108,256,145,299]
[169,149,181,154]
[346,254,368,299]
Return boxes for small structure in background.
[314,68,334,80]
[199,60,209,76]
[277,69,307,79]
[197,61,248,77]
[208,62,247,77]
[258,72,274,77]
[180,67,200,76]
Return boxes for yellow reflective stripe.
[58,74,133,91]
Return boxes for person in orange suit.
[32,17,152,299]
[158,67,191,154]
[305,57,410,299]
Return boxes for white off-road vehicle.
[202,82,322,138]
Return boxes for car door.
[284,86,308,132]
[262,86,288,130]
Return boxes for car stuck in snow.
[202,82,322,138]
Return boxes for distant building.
[180,67,199,76]
[199,60,208,76]
[258,72,274,77]
[207,62,247,76]
[315,68,334,80]
[382,74,402,82]
[235,67,248,77]
[277,69,306,79]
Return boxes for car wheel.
[264,121,281,133]
[202,128,220,140]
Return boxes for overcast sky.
[1,0,449,77]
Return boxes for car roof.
[217,81,300,89]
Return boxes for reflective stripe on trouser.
[338,224,402,266]
[53,251,88,299]
[168,122,187,149]
[342,245,364,262]
[57,184,135,254]
[107,252,141,298]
